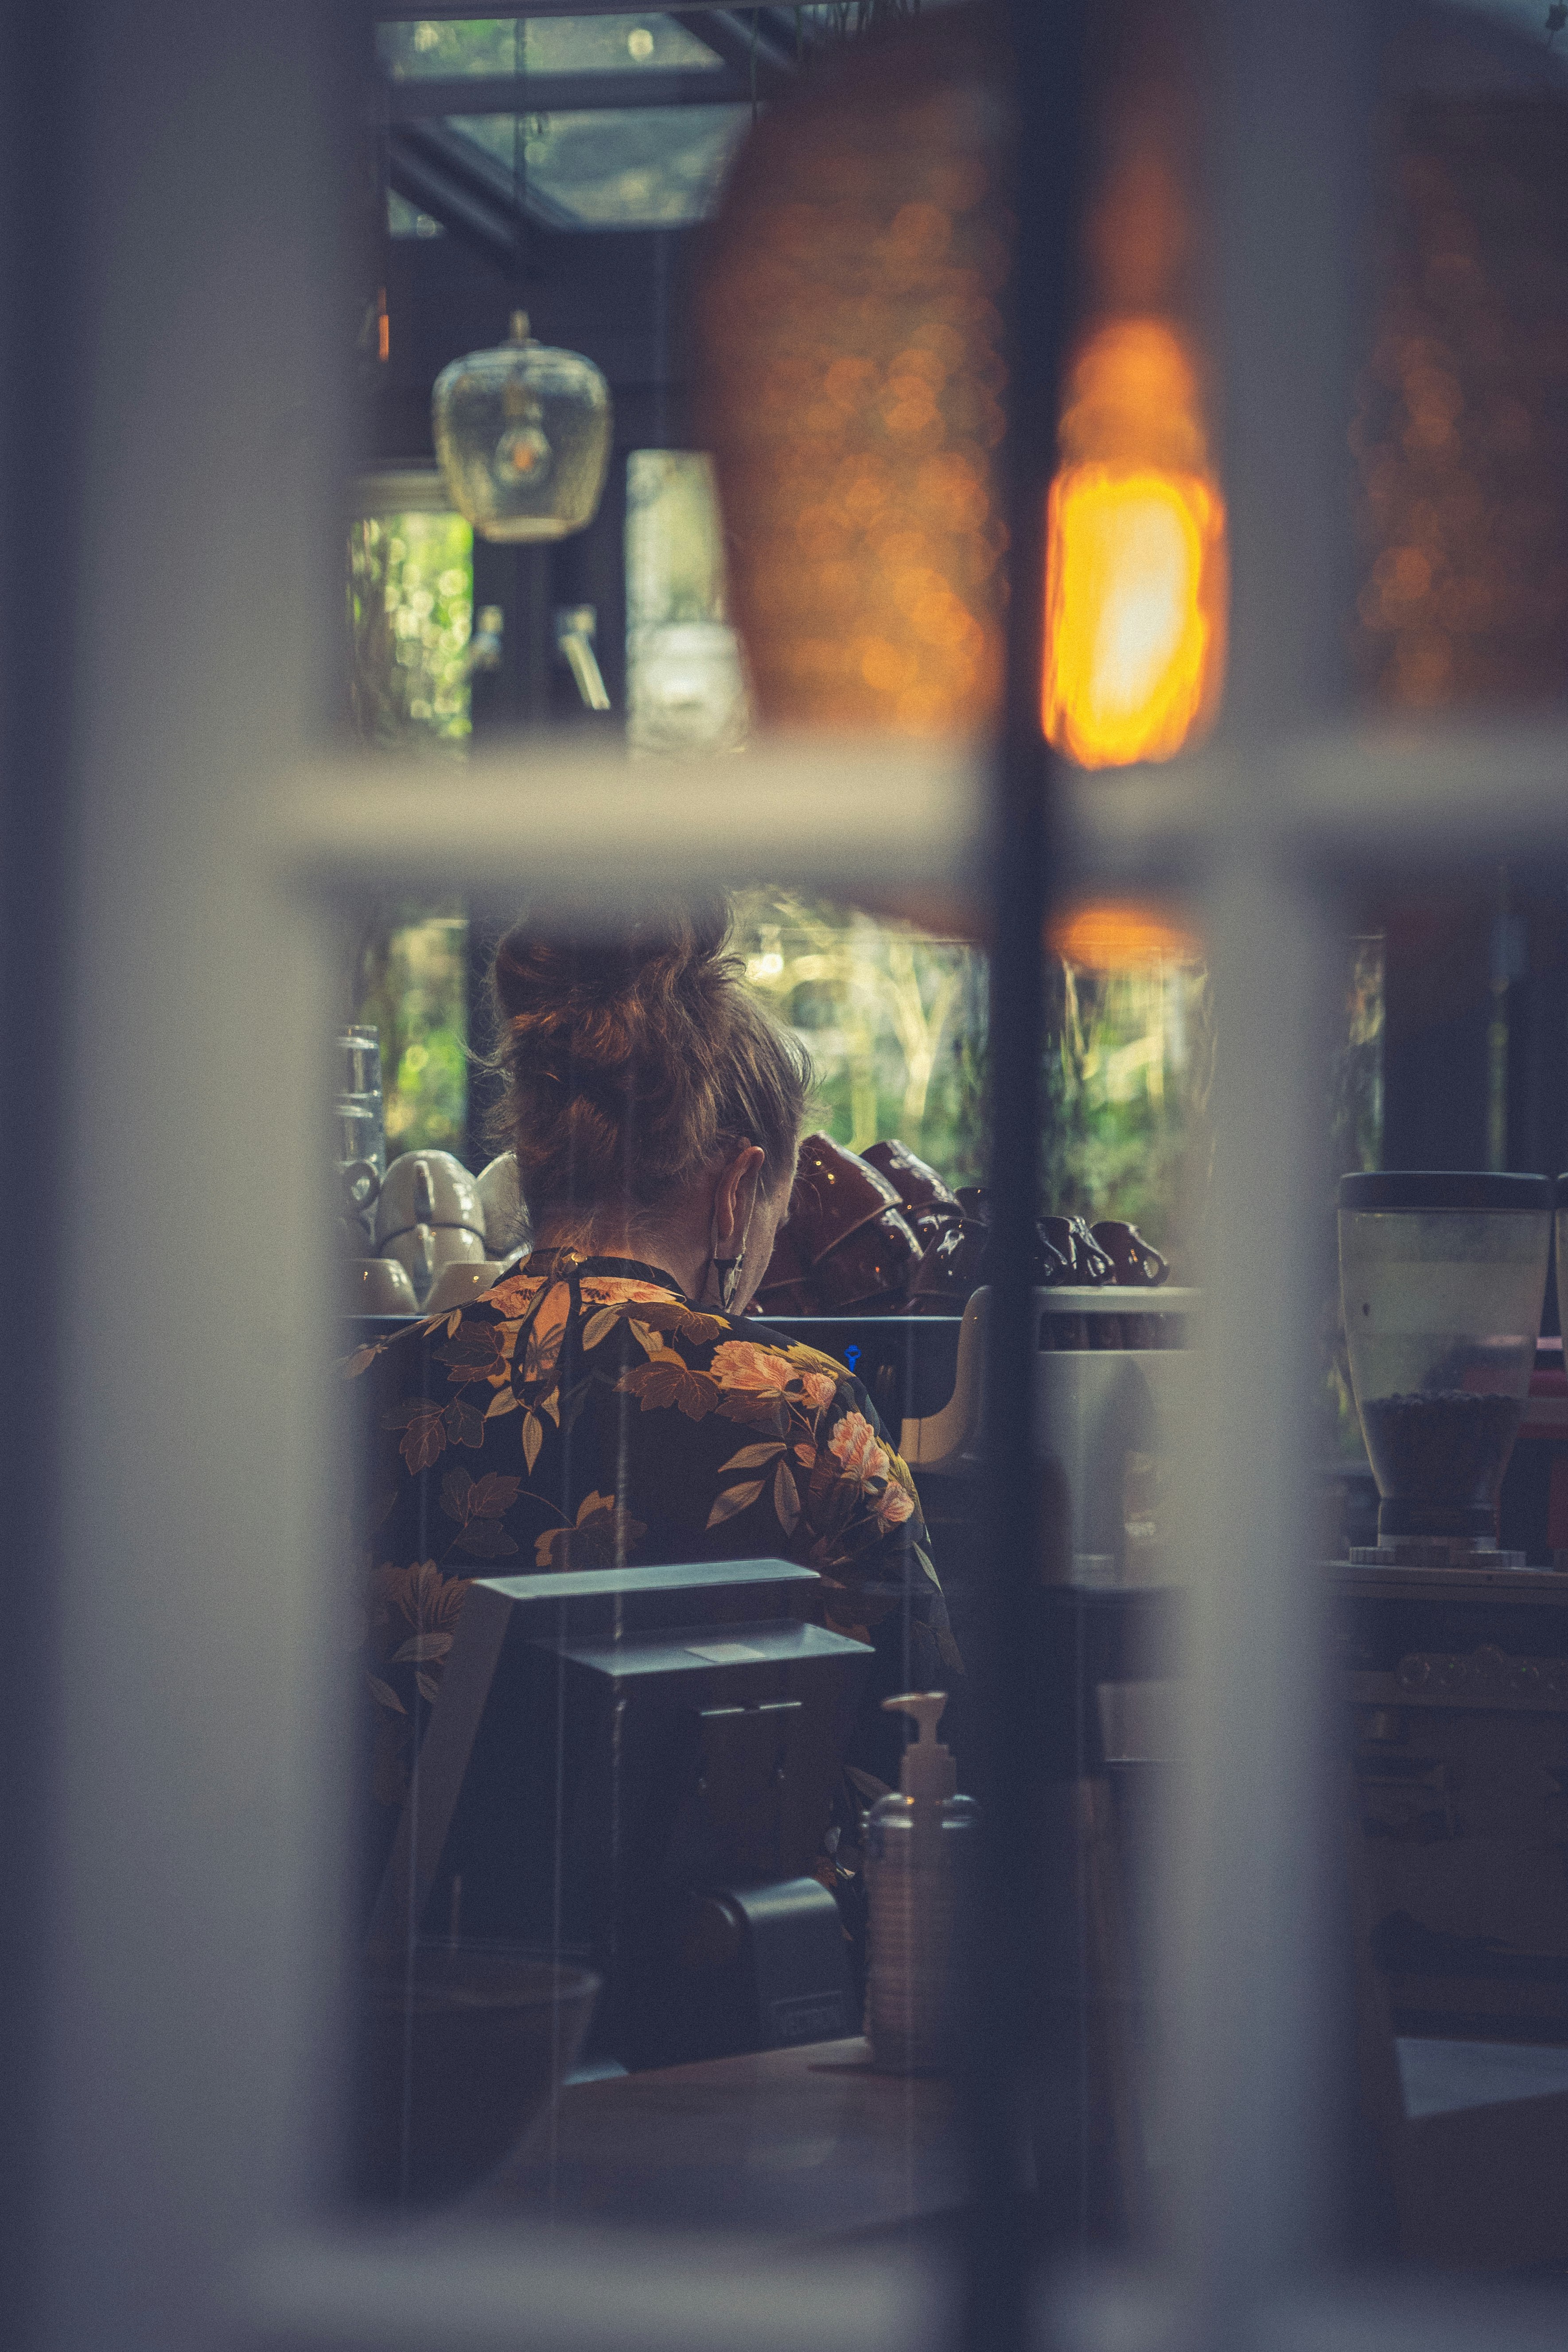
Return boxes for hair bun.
[485,892,810,1223]
[491,893,731,1022]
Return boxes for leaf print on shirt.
[382,1398,448,1473]
[634,1300,728,1347]
[369,1558,472,1660]
[580,1277,686,1308]
[706,1476,766,1528]
[441,1466,521,1559]
[773,1455,802,1534]
[440,1467,521,1525]
[443,1396,485,1449]
[435,1324,512,1386]
[618,1353,721,1419]
[350,1252,957,1833]
[479,1268,550,1316]
[534,1490,647,1571]
[783,1340,852,1376]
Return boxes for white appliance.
[899,1285,1197,1587]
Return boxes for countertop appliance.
[370,1558,870,2073]
[899,1285,1197,1587]
[1339,1171,1552,1569]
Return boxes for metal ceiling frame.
[375,8,795,246]
[381,66,754,114]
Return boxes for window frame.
[17,3,1568,2351]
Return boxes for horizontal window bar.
[242,2227,945,2352]
[268,719,1568,907]
[1062,721,1568,887]
[273,738,988,915]
[243,2235,1568,2352]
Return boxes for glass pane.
[377,14,725,79]
[449,106,751,226]
[329,0,1568,2307]
[522,13,727,74]
[342,896,983,2230]
[386,187,445,239]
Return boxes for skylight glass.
[378,16,724,79]
[448,106,751,227]
[386,188,446,238]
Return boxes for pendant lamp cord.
[512,15,526,295]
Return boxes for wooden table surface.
[475,2037,962,2241]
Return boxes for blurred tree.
[346,506,475,1158]
[346,511,473,751]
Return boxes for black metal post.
[962,6,1089,2349]
[0,17,76,2346]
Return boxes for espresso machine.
[899,1283,1198,1586]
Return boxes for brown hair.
[486,893,810,1230]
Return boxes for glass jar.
[1338,1170,1551,1549]
[432,312,612,544]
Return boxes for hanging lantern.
[693,13,1009,735]
[432,312,612,543]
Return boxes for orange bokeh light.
[1043,319,1227,768]
[1050,899,1201,970]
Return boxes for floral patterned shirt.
[345,1252,958,1853]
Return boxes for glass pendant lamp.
[432,311,612,543]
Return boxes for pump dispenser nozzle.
[882,1690,957,1800]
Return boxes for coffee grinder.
[1338,1171,1552,1567]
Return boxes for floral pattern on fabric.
[347,1253,956,1824]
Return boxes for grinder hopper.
[1338,1171,1551,1567]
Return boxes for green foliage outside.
[351,907,470,1160]
[1042,958,1216,1275]
[347,511,473,751]
[719,894,1226,1262]
[731,892,988,1187]
[346,506,474,1160]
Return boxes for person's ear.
[715,1144,765,1245]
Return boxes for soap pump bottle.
[864,1691,979,2073]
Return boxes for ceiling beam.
[379,66,752,119]
[680,9,802,93]
[367,2,809,17]
[387,117,583,269]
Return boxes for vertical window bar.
[963,7,1091,2348]
[1164,1,1370,2337]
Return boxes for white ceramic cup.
[422,1259,505,1314]
[475,1151,530,1258]
[345,1257,420,1316]
[380,1220,488,1301]
[375,1149,484,1250]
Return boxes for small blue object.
[843,1345,861,1371]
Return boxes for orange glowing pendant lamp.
[694,5,1226,775]
[1043,318,1226,767]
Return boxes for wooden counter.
[475,2037,962,2241]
